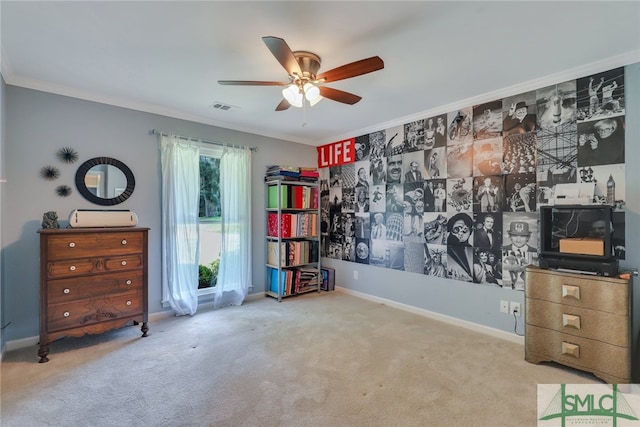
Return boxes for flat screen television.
[538,204,618,276]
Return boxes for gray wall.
[2,86,315,342]
[1,74,6,351]
[2,62,639,346]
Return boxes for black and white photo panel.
[386,153,403,184]
[473,137,503,176]
[424,244,447,277]
[386,184,405,214]
[501,212,538,291]
[384,125,405,157]
[502,132,537,175]
[341,163,356,188]
[576,67,625,123]
[473,211,503,251]
[405,119,426,152]
[430,179,447,213]
[371,156,387,185]
[403,182,425,237]
[447,142,473,178]
[504,173,536,213]
[369,184,386,213]
[446,212,474,247]
[385,212,405,242]
[473,175,504,213]
[354,134,371,162]
[577,163,625,207]
[354,213,370,239]
[343,236,355,262]
[425,146,446,180]
[342,187,355,213]
[354,186,369,215]
[535,119,578,204]
[354,161,371,191]
[446,178,473,213]
[403,151,427,183]
[330,165,342,188]
[473,100,503,141]
[502,91,537,137]
[355,238,370,264]
[447,245,473,282]
[576,116,625,167]
[612,211,626,260]
[447,107,473,145]
[472,247,502,286]
[433,114,448,148]
[329,186,342,212]
[536,80,578,129]
[370,130,386,161]
[423,212,448,245]
[404,237,425,273]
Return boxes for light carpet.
[1,291,598,426]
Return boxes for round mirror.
[75,157,135,206]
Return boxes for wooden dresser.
[525,266,632,383]
[38,227,149,363]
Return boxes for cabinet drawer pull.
[126,300,132,306]
[121,261,127,266]
[121,239,127,245]
[561,342,580,358]
[562,314,581,329]
[69,265,76,271]
[68,242,76,248]
[126,280,132,285]
[562,284,580,300]
[63,288,70,294]
[63,311,70,317]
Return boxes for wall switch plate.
[353,270,358,280]
[510,302,521,316]
[500,300,509,314]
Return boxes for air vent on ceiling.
[209,101,238,111]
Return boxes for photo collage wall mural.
[319,66,626,291]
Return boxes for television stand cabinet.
[525,266,632,383]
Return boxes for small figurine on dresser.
[41,211,60,229]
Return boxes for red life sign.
[317,138,355,168]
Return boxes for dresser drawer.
[526,325,630,381]
[526,268,629,314]
[47,271,143,304]
[47,289,143,332]
[47,254,144,279]
[525,298,629,347]
[46,231,144,261]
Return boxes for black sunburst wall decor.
[57,147,79,164]
[40,165,60,180]
[56,185,72,197]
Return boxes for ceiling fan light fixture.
[282,84,303,108]
[303,82,320,102]
[309,95,323,107]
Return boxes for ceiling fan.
[218,36,384,111]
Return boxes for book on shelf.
[267,185,289,209]
[321,267,335,291]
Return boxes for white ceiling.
[2,1,639,146]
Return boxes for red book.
[267,213,278,237]
[280,213,292,237]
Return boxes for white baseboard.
[335,286,525,345]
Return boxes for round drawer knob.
[126,300,132,306]
[68,242,76,248]
[126,280,132,285]
[63,288,70,294]
[121,239,128,245]
[121,261,127,266]
[63,311,70,317]
[69,265,76,271]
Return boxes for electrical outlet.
[500,300,509,314]
[510,302,521,316]
[353,270,358,280]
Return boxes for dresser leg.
[141,322,149,337]
[38,345,50,363]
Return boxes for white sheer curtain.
[159,134,200,316]
[214,145,252,308]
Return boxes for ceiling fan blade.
[319,86,362,105]
[218,80,287,86]
[262,36,302,76]
[275,99,291,111]
[317,56,384,83]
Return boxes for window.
[198,149,222,296]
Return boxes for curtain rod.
[150,129,258,152]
